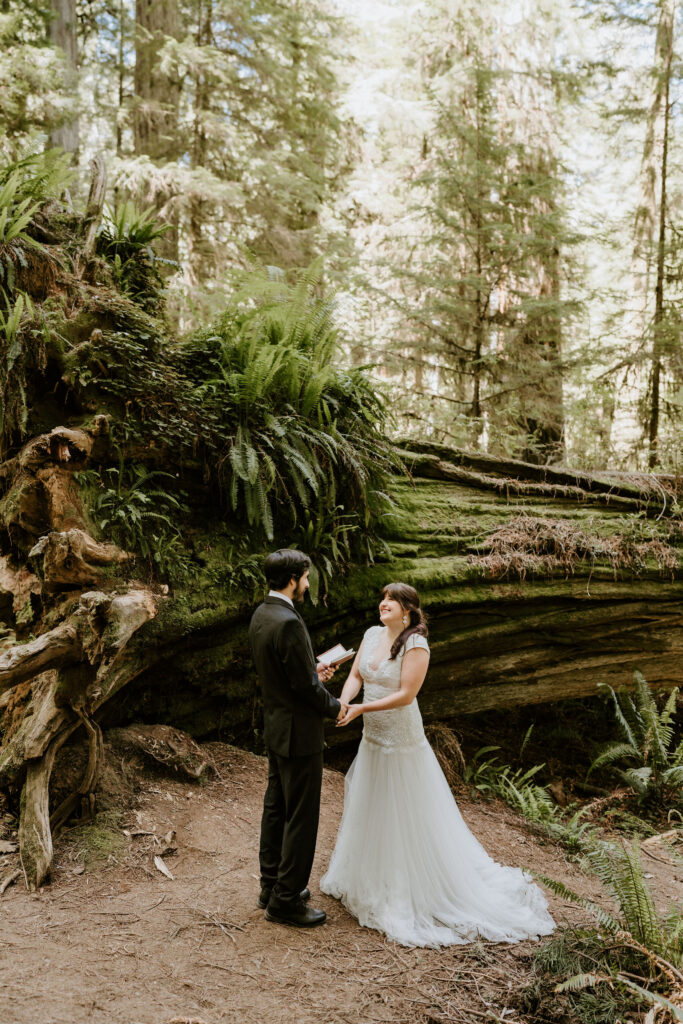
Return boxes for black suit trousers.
[259,747,323,903]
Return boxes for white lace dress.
[320,625,557,948]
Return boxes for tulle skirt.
[320,734,557,948]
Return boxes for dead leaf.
[0,840,17,854]
[154,855,174,880]
[156,829,178,857]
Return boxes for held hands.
[336,703,363,727]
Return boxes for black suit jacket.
[249,595,342,757]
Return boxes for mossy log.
[108,456,681,749]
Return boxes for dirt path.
[1,743,678,1024]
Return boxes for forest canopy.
[1,0,681,473]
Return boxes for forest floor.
[0,742,680,1024]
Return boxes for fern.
[179,260,401,573]
[590,674,682,804]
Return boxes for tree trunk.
[632,0,677,308]
[613,0,678,461]
[49,0,80,157]
[186,0,212,283]
[133,0,182,262]
[647,11,674,468]
[133,0,181,162]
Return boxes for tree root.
[50,710,104,834]
[19,742,58,890]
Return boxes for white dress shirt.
[268,589,293,608]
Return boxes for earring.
[402,614,408,627]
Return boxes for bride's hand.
[336,703,363,727]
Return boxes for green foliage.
[464,745,555,817]
[0,151,74,226]
[522,927,654,1024]
[0,169,42,245]
[588,670,683,804]
[0,152,72,304]
[383,13,580,463]
[0,292,50,455]
[0,292,32,357]
[202,545,265,596]
[0,12,69,156]
[67,810,127,868]
[528,840,683,1024]
[180,263,400,562]
[539,838,682,960]
[75,465,190,578]
[463,741,599,854]
[74,264,398,581]
[96,202,174,313]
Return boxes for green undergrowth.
[524,838,683,1024]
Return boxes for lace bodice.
[359,625,430,752]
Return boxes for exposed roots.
[425,722,466,792]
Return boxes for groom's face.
[292,570,310,602]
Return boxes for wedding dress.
[320,625,557,948]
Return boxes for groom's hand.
[317,663,336,683]
[336,702,349,722]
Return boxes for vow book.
[317,643,355,668]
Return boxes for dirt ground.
[1,742,679,1024]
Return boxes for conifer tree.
[384,4,577,463]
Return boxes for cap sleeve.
[404,633,429,654]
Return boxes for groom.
[249,549,346,928]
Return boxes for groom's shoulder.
[251,597,297,624]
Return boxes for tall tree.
[49,0,79,156]
[133,0,181,162]
[646,0,677,467]
[382,4,575,463]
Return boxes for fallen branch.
[0,868,21,895]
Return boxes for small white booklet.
[316,643,355,668]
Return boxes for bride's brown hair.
[382,582,428,660]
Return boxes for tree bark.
[647,7,674,468]
[133,0,181,162]
[49,0,80,156]
[19,743,58,890]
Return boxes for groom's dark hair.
[264,548,311,590]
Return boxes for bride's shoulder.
[363,624,380,639]
[403,631,430,653]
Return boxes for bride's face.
[379,594,404,629]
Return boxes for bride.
[320,582,557,948]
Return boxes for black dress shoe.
[258,886,310,910]
[265,898,326,928]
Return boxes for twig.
[0,869,21,895]
[198,961,259,982]
[141,894,166,913]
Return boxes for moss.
[14,596,33,629]
[66,809,127,867]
